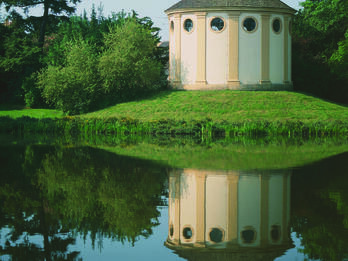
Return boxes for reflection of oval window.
[271,225,281,242]
[169,224,174,238]
[184,19,193,32]
[211,17,225,32]
[183,227,193,239]
[209,228,224,243]
[170,21,174,32]
[241,228,256,243]
[289,20,292,35]
[243,17,257,32]
[272,18,281,33]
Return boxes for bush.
[98,19,162,103]
[38,40,101,115]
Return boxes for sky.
[1,0,303,41]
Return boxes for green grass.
[1,91,348,137]
[1,91,347,122]
[84,91,348,123]
[2,133,348,170]
[0,105,63,119]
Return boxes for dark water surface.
[0,137,348,261]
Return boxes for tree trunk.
[39,0,49,49]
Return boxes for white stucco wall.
[180,172,197,243]
[181,14,197,84]
[270,15,284,84]
[205,175,228,246]
[238,175,261,246]
[206,13,229,84]
[239,13,261,84]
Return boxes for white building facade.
[165,169,292,260]
[165,0,296,90]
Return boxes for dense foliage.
[38,39,101,114]
[0,144,167,258]
[0,4,167,114]
[292,0,348,104]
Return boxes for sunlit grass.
[0,105,63,119]
[84,91,348,123]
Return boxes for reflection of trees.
[0,144,167,259]
[291,152,348,261]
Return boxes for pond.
[0,135,348,261]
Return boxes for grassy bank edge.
[1,115,348,138]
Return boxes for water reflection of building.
[166,169,292,260]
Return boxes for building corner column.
[283,16,290,84]
[195,172,207,247]
[173,14,182,86]
[260,14,271,86]
[260,174,270,247]
[196,12,207,86]
[227,12,240,88]
[227,174,239,245]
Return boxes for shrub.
[38,40,101,115]
[98,19,162,103]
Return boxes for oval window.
[211,17,225,32]
[273,18,281,33]
[183,227,193,239]
[170,21,174,32]
[243,17,257,32]
[241,229,256,243]
[271,225,281,242]
[209,228,224,243]
[184,19,193,32]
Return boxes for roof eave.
[165,6,297,16]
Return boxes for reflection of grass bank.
[96,138,348,171]
[1,91,348,137]
[3,133,348,171]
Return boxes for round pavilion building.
[165,0,296,90]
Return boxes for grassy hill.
[1,90,347,122]
[84,91,348,123]
[1,91,348,136]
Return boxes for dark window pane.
[211,17,224,31]
[184,19,193,32]
[243,18,257,32]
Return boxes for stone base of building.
[169,82,293,91]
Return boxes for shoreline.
[1,115,348,138]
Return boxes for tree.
[0,0,81,47]
[38,39,100,115]
[99,19,162,103]
[292,0,348,103]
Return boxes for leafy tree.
[0,0,81,47]
[291,152,348,261]
[99,19,162,103]
[38,39,100,115]
[0,15,41,104]
[0,143,168,259]
[292,0,348,103]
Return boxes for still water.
[0,136,348,261]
